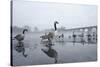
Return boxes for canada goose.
[54,21,64,41]
[40,21,64,42]
[40,32,54,42]
[13,29,28,42]
[40,33,48,41]
[40,21,59,41]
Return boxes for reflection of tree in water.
[14,41,27,58]
[41,40,58,63]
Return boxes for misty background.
[12,0,97,32]
[12,1,97,66]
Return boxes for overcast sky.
[12,0,97,30]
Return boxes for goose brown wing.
[14,34,24,41]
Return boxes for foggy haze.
[13,0,97,30]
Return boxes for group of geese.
[13,21,64,43]
[40,21,64,42]
[12,21,63,63]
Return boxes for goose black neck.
[54,22,57,31]
[23,30,26,34]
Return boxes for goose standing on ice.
[13,29,28,42]
[13,29,28,57]
[40,21,64,42]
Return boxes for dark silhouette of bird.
[54,21,59,31]
[13,29,28,42]
[15,41,27,57]
[41,46,58,63]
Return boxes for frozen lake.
[12,32,97,66]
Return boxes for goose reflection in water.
[41,44,58,63]
[15,41,27,58]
